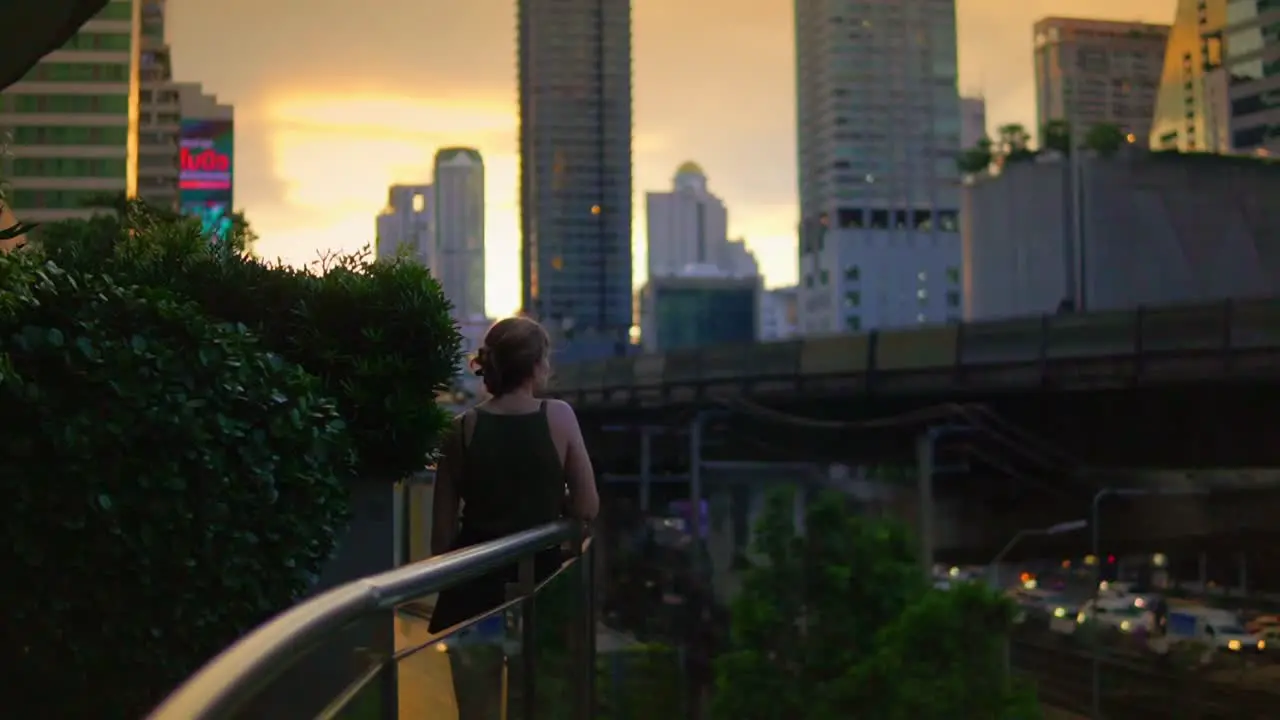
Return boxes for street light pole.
[988,519,1088,590]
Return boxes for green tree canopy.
[712,488,1037,719]
[1084,123,1128,157]
[1042,119,1072,156]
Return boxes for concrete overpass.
[549,298,1280,470]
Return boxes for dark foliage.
[0,254,356,716]
[34,199,462,479]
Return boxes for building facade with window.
[1224,0,1280,154]
[1033,17,1169,147]
[795,0,965,334]
[519,0,633,362]
[0,0,142,222]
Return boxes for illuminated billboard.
[179,119,234,238]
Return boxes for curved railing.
[149,519,595,720]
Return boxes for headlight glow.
[1229,640,1242,651]
[1054,607,1066,618]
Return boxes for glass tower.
[518,0,634,362]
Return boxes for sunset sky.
[166,0,1175,318]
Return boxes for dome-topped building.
[673,161,708,194]
[647,159,726,278]
[675,160,705,176]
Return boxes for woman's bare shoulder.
[543,398,579,426]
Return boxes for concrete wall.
[964,152,1280,320]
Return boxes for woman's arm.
[430,414,466,555]
[548,400,599,521]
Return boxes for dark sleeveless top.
[427,401,567,633]
[457,402,565,539]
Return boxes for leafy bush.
[0,253,356,716]
[712,488,1038,719]
[34,199,462,478]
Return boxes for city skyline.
[162,0,1177,318]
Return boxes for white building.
[646,162,729,278]
[376,184,433,266]
[433,147,486,320]
[759,286,799,341]
[960,95,986,149]
[794,0,965,334]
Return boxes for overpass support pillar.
[639,428,652,513]
[916,431,936,580]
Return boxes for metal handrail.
[148,519,584,720]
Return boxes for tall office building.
[1033,17,1168,147]
[518,0,634,362]
[960,95,987,148]
[1223,0,1280,154]
[135,0,177,210]
[0,0,142,222]
[376,184,433,265]
[646,162,729,278]
[433,147,486,320]
[1150,0,1231,153]
[795,0,964,334]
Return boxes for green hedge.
[0,202,461,716]
[36,200,462,479]
[0,253,356,716]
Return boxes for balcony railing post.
[518,555,537,720]
[571,540,596,720]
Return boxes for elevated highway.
[550,298,1280,470]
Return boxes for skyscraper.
[1,0,142,222]
[795,0,964,334]
[518,0,633,362]
[433,147,486,320]
[1033,17,1168,147]
[376,184,433,265]
[646,162,728,278]
[960,96,987,149]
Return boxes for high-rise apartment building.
[795,0,964,334]
[1033,17,1169,147]
[1223,0,1280,154]
[0,0,142,222]
[1150,0,1231,153]
[960,95,987,148]
[646,162,729,278]
[126,0,235,222]
[376,184,433,265]
[519,0,633,362]
[433,147,486,320]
